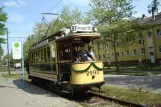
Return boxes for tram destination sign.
[71,24,93,33]
[12,42,22,59]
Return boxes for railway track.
[87,92,146,107]
[28,78,148,107]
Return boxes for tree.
[148,0,160,19]
[0,7,8,59]
[23,5,85,61]
[88,0,149,71]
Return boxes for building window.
[112,53,114,58]
[159,46,161,53]
[117,52,119,57]
[122,52,124,56]
[133,49,136,56]
[148,31,152,38]
[140,48,145,55]
[126,50,129,56]
[139,33,144,44]
[103,54,105,58]
[156,29,161,36]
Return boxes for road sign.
[12,42,22,59]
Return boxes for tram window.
[44,48,47,62]
[47,46,50,62]
[35,51,38,63]
[51,45,56,62]
[33,52,35,63]
[58,44,71,60]
[38,50,41,62]
[41,49,44,62]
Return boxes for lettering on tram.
[28,24,104,94]
[86,70,99,76]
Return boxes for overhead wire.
[22,0,63,38]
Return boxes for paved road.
[104,74,161,94]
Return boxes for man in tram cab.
[77,44,94,62]
[87,46,96,61]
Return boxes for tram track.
[26,78,148,107]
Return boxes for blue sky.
[0,0,160,55]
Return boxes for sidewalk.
[0,73,82,107]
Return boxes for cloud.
[18,0,27,6]
[8,14,24,23]
[4,0,27,8]
[4,1,20,7]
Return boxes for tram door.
[57,43,72,81]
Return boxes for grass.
[93,85,161,106]
[0,66,15,72]
[2,72,28,80]
[104,65,161,76]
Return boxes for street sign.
[12,42,22,59]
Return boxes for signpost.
[12,41,25,88]
[12,42,22,59]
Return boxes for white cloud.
[18,0,27,6]
[4,0,27,8]
[4,1,20,7]
[8,14,24,23]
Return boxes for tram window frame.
[58,43,72,61]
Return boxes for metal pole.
[7,28,10,76]
[21,41,25,88]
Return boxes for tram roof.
[55,32,101,42]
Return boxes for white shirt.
[87,51,95,61]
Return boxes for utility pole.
[7,28,10,76]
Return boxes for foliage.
[148,0,160,18]
[89,0,152,71]
[1,52,21,66]
[23,5,85,61]
[0,7,8,59]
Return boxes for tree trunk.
[113,42,119,71]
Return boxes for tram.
[28,24,104,93]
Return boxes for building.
[94,13,161,65]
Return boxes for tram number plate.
[86,70,99,76]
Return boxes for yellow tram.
[29,24,104,93]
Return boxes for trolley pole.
[7,28,11,76]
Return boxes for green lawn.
[0,66,15,72]
[93,85,161,106]
[2,72,28,80]
[104,65,161,76]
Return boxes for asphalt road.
[104,74,161,94]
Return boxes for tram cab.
[29,24,104,93]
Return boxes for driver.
[77,44,94,62]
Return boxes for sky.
[0,0,160,56]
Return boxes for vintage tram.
[28,24,104,93]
